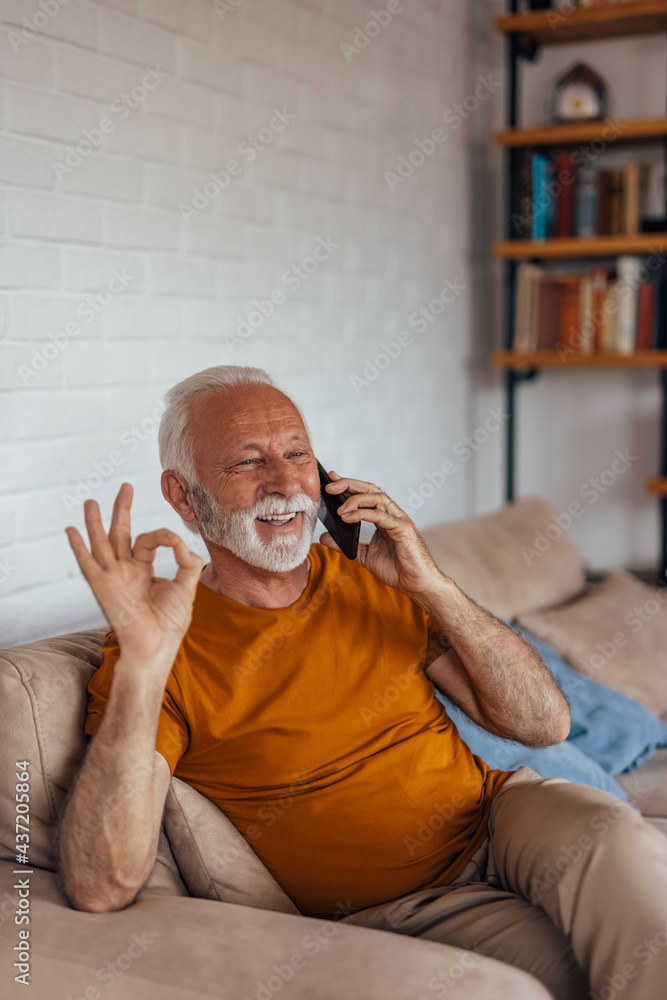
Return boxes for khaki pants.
[340,768,667,999]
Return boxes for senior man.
[58,365,667,1000]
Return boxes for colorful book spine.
[591,268,609,352]
[531,153,551,241]
[652,262,667,350]
[554,151,575,238]
[575,167,597,237]
[636,279,655,351]
[578,272,595,354]
[623,162,649,236]
[511,258,667,356]
[615,255,643,354]
[559,276,581,352]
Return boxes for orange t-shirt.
[85,543,512,918]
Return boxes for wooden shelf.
[493,234,667,258]
[496,1,667,46]
[492,350,667,368]
[495,116,667,147]
[647,476,667,495]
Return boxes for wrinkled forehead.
[188,384,311,451]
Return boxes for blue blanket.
[511,624,667,774]
[433,624,667,804]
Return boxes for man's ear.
[161,470,197,526]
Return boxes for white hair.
[158,365,282,536]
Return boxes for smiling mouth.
[256,512,300,526]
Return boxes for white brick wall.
[1,0,496,646]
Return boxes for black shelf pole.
[503,2,520,504]
[659,108,667,582]
[660,364,667,585]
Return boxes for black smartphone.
[317,461,360,560]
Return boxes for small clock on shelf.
[549,62,608,123]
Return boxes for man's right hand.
[65,481,204,667]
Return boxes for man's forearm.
[414,573,570,746]
[57,654,170,912]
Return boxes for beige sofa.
[1,496,666,999]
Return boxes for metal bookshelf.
[494,0,667,583]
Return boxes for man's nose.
[261,459,302,496]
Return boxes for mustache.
[245,493,320,520]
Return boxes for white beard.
[189,481,320,573]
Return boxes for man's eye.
[238,459,256,466]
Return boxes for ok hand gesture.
[65,482,203,665]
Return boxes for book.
[591,267,609,352]
[596,169,613,235]
[531,153,554,241]
[652,262,667,350]
[576,167,597,237]
[514,263,533,352]
[553,151,575,238]
[510,147,534,239]
[559,275,581,352]
[600,282,618,351]
[615,255,643,353]
[535,277,561,350]
[608,169,624,235]
[578,271,595,354]
[636,279,655,351]
[623,162,649,235]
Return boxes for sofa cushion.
[0,630,107,871]
[0,628,302,913]
[615,748,667,819]
[0,630,190,899]
[163,776,299,914]
[421,495,586,620]
[139,828,190,899]
[0,863,554,1000]
[516,568,667,716]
